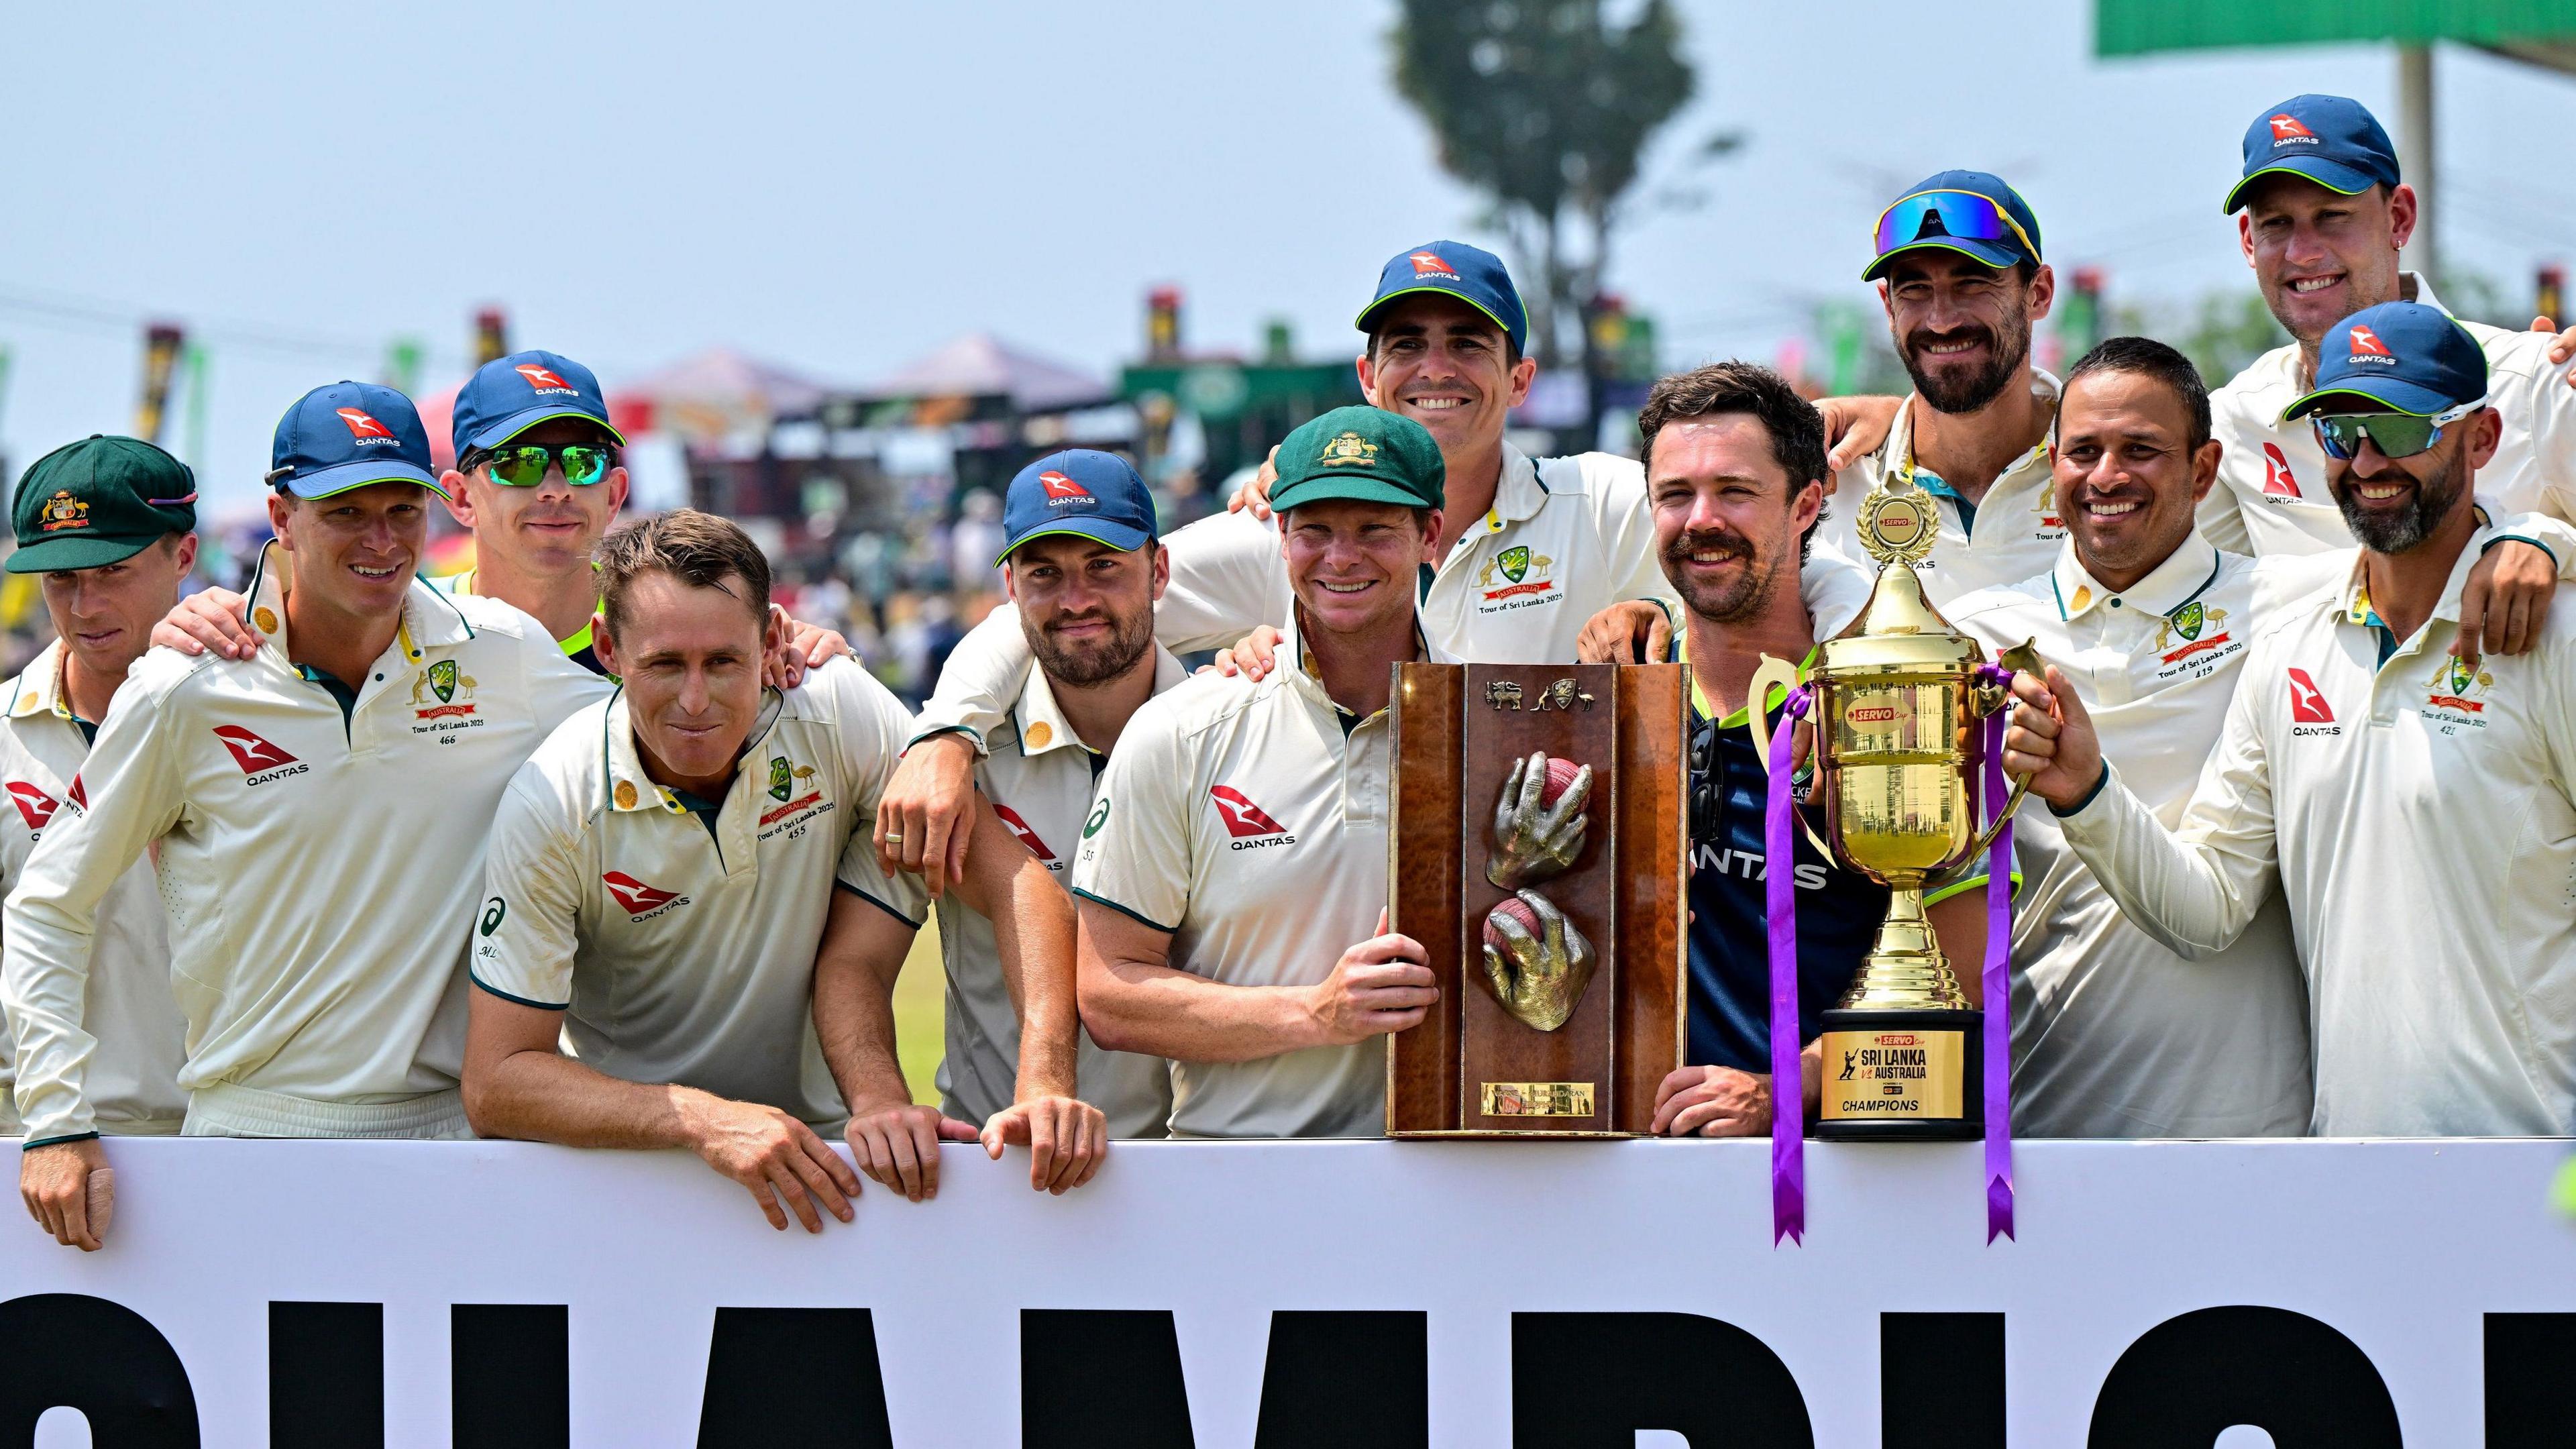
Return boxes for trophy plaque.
[1385,662,1687,1137]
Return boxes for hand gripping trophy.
[1747,476,2039,1239]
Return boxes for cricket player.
[922,449,1179,1143]
[1071,406,1448,1138]
[465,509,1099,1230]
[878,240,1757,894]
[153,349,849,682]
[1602,363,1991,1136]
[8,382,608,1250]
[2205,95,2576,580]
[2006,303,2576,1135]
[1946,338,2311,1137]
[0,437,199,1141]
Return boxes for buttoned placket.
[1426,449,1545,613]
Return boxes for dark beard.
[2332,448,2467,555]
[1029,607,1157,688]
[1902,309,2031,415]
[1660,527,1782,625]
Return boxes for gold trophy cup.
[1749,480,2036,1140]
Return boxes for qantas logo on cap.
[1407,251,1456,277]
[6,782,60,832]
[2261,443,2303,498]
[1211,786,1295,849]
[513,363,576,394]
[1038,470,1092,508]
[2347,325,2398,364]
[2287,667,2340,733]
[336,409,397,444]
[603,870,690,920]
[212,725,308,784]
[2268,113,2318,145]
[993,804,1057,865]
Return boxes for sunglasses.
[2309,401,2481,462]
[1872,189,2039,265]
[474,442,616,488]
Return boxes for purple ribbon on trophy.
[1764,668,2018,1248]
[1975,663,2016,1244]
[1764,686,1813,1246]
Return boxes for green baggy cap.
[1266,405,1446,515]
[7,435,198,574]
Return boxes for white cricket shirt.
[1948,537,2311,1137]
[914,443,1678,747]
[2057,523,2576,1135]
[1,546,608,1141]
[2204,274,2576,557]
[0,643,187,1136]
[938,647,1185,1138]
[473,657,924,1130]
[1819,372,2068,608]
[1071,612,1452,1138]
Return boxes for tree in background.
[1392,0,1702,441]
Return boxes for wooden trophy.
[1386,662,1688,1136]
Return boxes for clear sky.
[4,1,2571,515]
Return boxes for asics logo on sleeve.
[5,782,60,830]
[603,870,690,920]
[2287,668,2339,731]
[992,804,1057,863]
[213,726,309,784]
[1210,786,1295,849]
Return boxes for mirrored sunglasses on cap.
[476,442,616,487]
[1872,189,2038,264]
[2310,400,2483,462]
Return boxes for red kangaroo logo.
[212,726,299,774]
[2286,668,2335,724]
[5,782,59,830]
[1209,786,1289,839]
[992,804,1056,861]
[602,871,682,916]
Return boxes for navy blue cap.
[2224,95,2401,214]
[996,449,1157,568]
[1863,170,2043,282]
[451,350,625,462]
[1354,241,1529,357]
[268,382,444,500]
[2280,302,2489,421]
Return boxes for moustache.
[1663,529,1753,561]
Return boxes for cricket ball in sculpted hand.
[1538,755,1585,810]
[1484,895,1542,954]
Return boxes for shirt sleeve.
[1069,706,1193,936]
[2481,505,2576,578]
[826,661,930,926]
[2054,660,2280,959]
[3,676,188,1142]
[1589,458,1682,619]
[2194,472,2256,555]
[522,631,614,735]
[1149,508,1295,653]
[470,771,584,1010]
[909,603,1032,754]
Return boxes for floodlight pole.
[2397,42,2438,292]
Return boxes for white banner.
[1,1138,2571,1446]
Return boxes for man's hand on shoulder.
[877,732,979,897]
[765,606,855,690]
[1224,446,1283,521]
[1210,625,1283,681]
[20,1138,110,1251]
[676,1090,860,1233]
[152,587,259,661]
[982,1096,1108,1195]
[845,1099,979,1202]
[1820,395,1903,473]
[2458,539,2557,666]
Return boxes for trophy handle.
[1742,654,1837,861]
[1966,635,2044,857]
